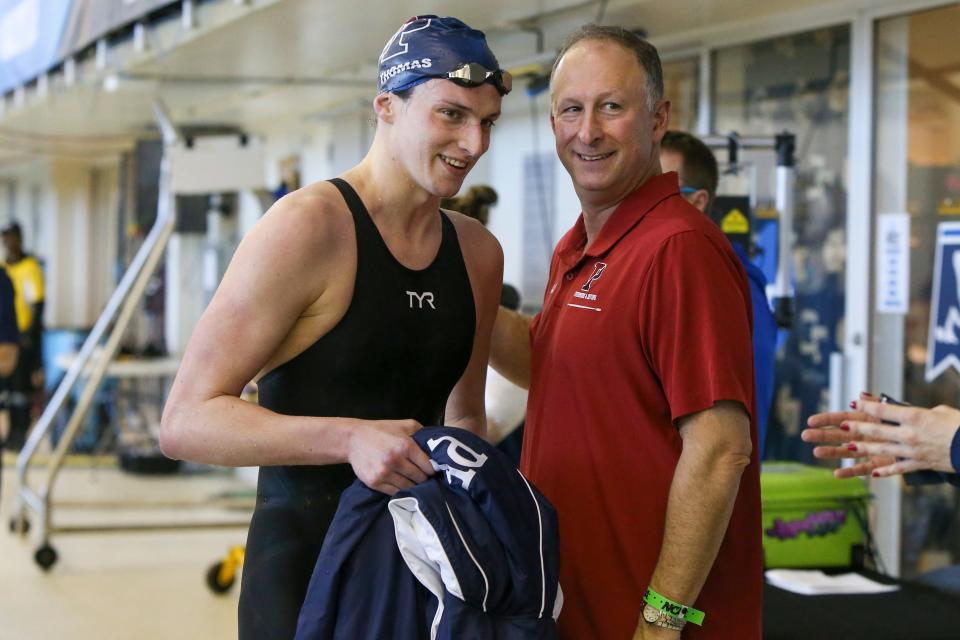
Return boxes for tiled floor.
[0,452,251,639]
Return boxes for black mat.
[763,569,960,639]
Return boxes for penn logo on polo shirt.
[407,290,436,309]
[573,262,607,302]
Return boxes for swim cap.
[378,15,511,95]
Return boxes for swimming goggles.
[439,62,513,95]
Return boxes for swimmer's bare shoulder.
[174,181,354,399]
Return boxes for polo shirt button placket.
[551,271,577,308]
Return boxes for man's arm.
[22,259,44,362]
[26,300,43,387]
[489,306,532,390]
[444,216,504,437]
[635,400,752,639]
[160,189,434,495]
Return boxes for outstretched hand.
[802,393,960,477]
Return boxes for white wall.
[484,90,581,309]
[0,159,119,329]
[0,165,51,262]
[86,163,120,325]
[46,159,119,328]
[164,233,206,356]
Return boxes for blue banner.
[926,222,960,381]
[57,0,176,60]
[0,0,178,95]
[0,0,73,94]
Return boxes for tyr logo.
[406,291,436,309]
[581,262,607,292]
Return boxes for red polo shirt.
[521,172,762,639]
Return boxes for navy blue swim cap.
[378,15,510,95]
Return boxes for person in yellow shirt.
[2,222,44,450]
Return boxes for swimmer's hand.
[346,419,435,495]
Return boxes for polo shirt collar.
[558,172,680,266]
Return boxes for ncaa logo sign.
[927,222,960,381]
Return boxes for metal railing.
[8,102,249,570]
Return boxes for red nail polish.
[847,443,858,451]
[849,401,857,409]
[872,471,880,478]
[840,423,850,431]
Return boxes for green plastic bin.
[760,462,871,568]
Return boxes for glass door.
[872,3,960,578]
[712,25,851,461]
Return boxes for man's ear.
[374,93,396,124]
[652,99,672,142]
[691,189,711,214]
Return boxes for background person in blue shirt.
[0,269,18,376]
[0,266,21,502]
[1,222,44,451]
[660,131,778,458]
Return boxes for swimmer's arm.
[160,194,356,467]
[161,195,350,466]
[444,218,504,438]
[162,191,434,493]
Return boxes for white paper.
[765,570,900,596]
[875,212,910,314]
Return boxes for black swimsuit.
[238,178,475,639]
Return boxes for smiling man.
[490,26,762,639]
[160,16,507,639]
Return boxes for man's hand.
[632,621,681,640]
[345,419,435,494]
